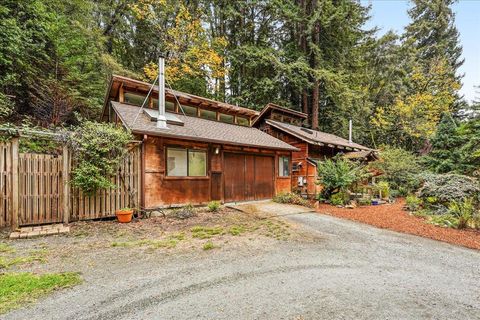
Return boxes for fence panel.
[18,153,64,226]
[0,140,141,228]
[0,142,12,227]
[70,145,140,221]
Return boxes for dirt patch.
[0,207,308,276]
[317,199,480,250]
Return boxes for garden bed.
[317,199,480,250]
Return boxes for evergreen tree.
[404,0,464,75]
[423,113,464,173]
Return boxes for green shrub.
[376,181,390,198]
[429,214,459,228]
[405,195,421,211]
[369,146,422,194]
[317,156,370,199]
[68,121,132,195]
[273,192,312,207]
[207,201,221,212]
[330,191,350,206]
[358,198,371,206]
[418,173,480,213]
[448,198,476,229]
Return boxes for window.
[279,156,290,177]
[152,99,175,112]
[219,113,234,124]
[200,109,217,121]
[124,92,147,106]
[167,148,207,177]
[236,116,249,126]
[180,105,197,117]
[188,150,207,176]
[167,149,187,176]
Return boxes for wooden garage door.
[224,153,274,202]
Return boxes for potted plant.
[116,207,134,223]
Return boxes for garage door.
[223,153,274,202]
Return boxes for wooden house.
[102,75,297,209]
[253,103,373,198]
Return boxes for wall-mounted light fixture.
[214,147,220,155]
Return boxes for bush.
[317,156,370,199]
[68,121,132,195]
[369,146,421,195]
[448,198,476,229]
[429,214,459,228]
[207,201,221,212]
[358,198,371,206]
[330,191,350,206]
[273,192,312,207]
[376,181,390,199]
[405,195,421,211]
[418,173,480,206]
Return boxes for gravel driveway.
[5,210,480,320]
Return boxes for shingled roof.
[265,119,370,151]
[111,102,298,151]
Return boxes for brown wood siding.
[144,137,211,207]
[143,136,290,207]
[263,124,321,197]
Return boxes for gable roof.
[102,75,259,121]
[252,103,307,127]
[111,102,298,151]
[266,119,370,151]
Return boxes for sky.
[362,0,480,103]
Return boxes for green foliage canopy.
[316,157,369,199]
[68,121,132,195]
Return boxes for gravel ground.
[318,199,480,250]
[4,210,480,320]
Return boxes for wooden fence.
[0,138,141,229]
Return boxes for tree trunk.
[311,0,320,130]
[312,80,319,129]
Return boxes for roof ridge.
[266,119,370,151]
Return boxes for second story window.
[152,99,175,112]
[124,92,147,106]
[200,109,217,121]
[180,105,197,117]
[236,116,249,126]
[219,113,234,124]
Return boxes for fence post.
[11,137,19,229]
[62,146,70,224]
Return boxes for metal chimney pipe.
[348,119,352,143]
[157,56,168,129]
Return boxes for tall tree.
[404,0,464,75]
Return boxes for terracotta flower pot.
[116,209,134,223]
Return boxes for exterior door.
[223,153,274,202]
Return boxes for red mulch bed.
[317,198,480,250]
